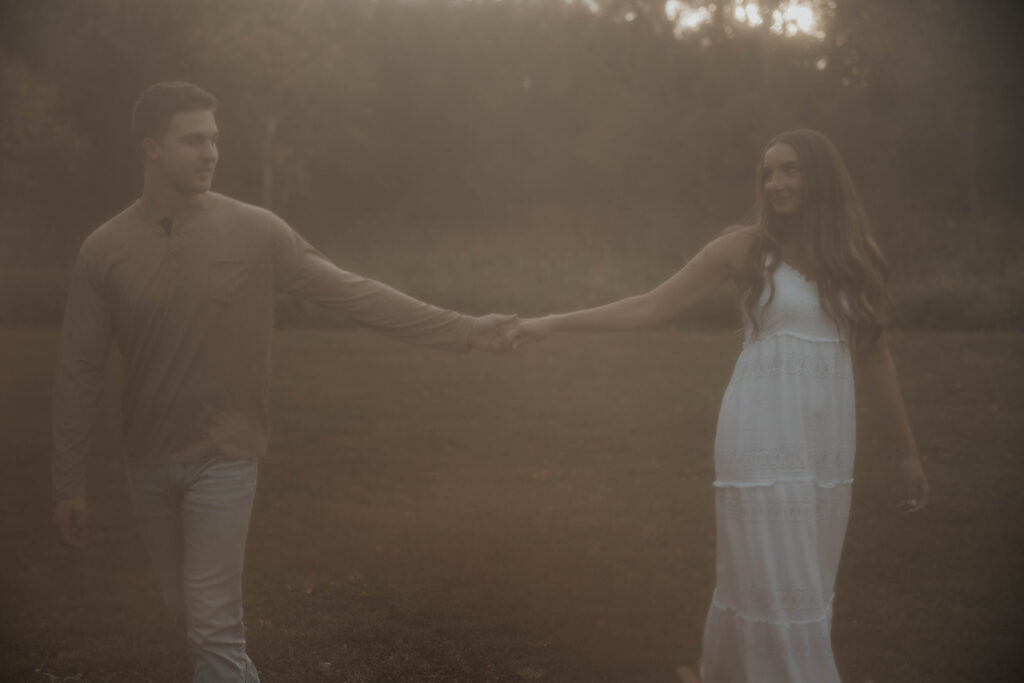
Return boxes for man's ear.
[142,137,161,162]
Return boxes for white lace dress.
[700,262,854,682]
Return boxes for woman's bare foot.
[675,665,700,683]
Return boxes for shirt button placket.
[162,216,179,256]
[158,216,177,255]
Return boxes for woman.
[509,130,929,682]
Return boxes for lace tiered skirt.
[700,332,854,683]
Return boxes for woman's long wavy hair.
[741,129,891,354]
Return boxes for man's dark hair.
[132,81,218,150]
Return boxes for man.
[51,81,514,682]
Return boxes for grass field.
[1,327,1022,682]
[4,212,1024,330]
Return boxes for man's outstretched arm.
[268,215,515,352]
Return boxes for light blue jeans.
[127,458,260,683]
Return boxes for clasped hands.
[467,314,554,352]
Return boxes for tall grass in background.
[276,207,1024,331]
[3,210,1021,330]
[883,212,1024,329]
[294,205,739,324]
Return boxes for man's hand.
[504,316,557,350]
[469,314,519,352]
[53,495,90,547]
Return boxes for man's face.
[145,109,219,195]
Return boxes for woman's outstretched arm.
[510,227,756,345]
[856,332,930,512]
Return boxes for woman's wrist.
[540,314,564,335]
[897,434,920,460]
[897,443,922,466]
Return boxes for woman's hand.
[506,316,558,349]
[468,313,519,352]
[897,455,929,513]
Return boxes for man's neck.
[140,177,206,218]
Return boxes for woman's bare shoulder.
[718,224,759,240]
[701,225,760,273]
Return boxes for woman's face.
[762,142,803,217]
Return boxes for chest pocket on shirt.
[207,259,257,304]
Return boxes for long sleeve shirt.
[51,192,474,502]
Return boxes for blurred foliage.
[0,53,95,260]
[0,0,1022,325]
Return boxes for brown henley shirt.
[52,191,474,502]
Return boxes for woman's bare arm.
[511,227,756,343]
[856,332,930,512]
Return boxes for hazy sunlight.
[665,1,827,40]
